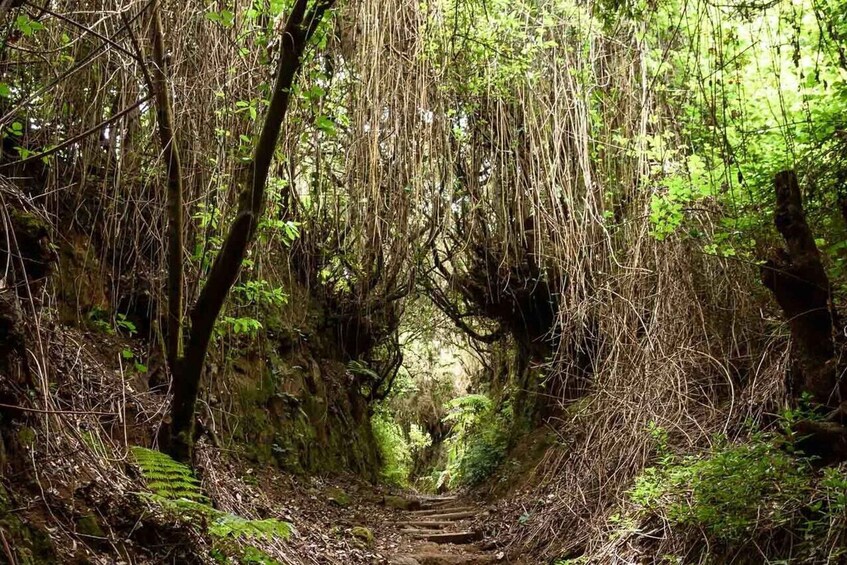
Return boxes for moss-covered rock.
[350,525,373,547]
[55,233,107,323]
[16,426,35,448]
[0,483,55,564]
[221,348,380,479]
[3,207,53,288]
[383,495,421,510]
[326,487,351,508]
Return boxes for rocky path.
[387,494,502,565]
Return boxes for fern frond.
[131,447,293,544]
[131,446,208,502]
[209,514,293,540]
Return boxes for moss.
[0,484,55,564]
[350,526,373,547]
[8,208,47,233]
[326,487,351,508]
[222,350,381,479]
[230,357,278,464]
[5,208,53,286]
[55,233,108,323]
[16,426,35,448]
[76,513,105,537]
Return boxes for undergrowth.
[439,394,511,488]
[606,420,847,562]
[628,428,810,540]
[131,447,291,564]
[131,446,209,502]
[371,407,433,486]
[371,409,414,486]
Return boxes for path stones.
[388,495,500,564]
[407,530,482,544]
[408,510,476,521]
[411,506,476,516]
[393,548,496,565]
[389,557,421,565]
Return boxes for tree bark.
[166,0,335,462]
[761,170,841,407]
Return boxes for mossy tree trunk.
[149,2,184,375]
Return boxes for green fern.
[130,446,293,544]
[131,446,208,502]
[209,515,292,540]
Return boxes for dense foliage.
[5,0,847,562]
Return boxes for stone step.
[401,527,443,535]
[416,494,459,502]
[399,520,450,529]
[416,500,464,510]
[408,510,475,521]
[390,552,495,565]
[408,530,483,544]
[410,507,476,517]
[391,554,495,565]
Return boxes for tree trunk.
[166,0,335,462]
[761,170,841,407]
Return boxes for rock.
[2,207,54,289]
[0,289,24,370]
[0,484,56,563]
[408,510,475,521]
[350,525,373,546]
[327,486,351,508]
[16,426,35,448]
[389,557,421,565]
[407,551,495,565]
[384,494,422,510]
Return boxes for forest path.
[385,494,502,565]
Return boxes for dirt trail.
[386,494,502,565]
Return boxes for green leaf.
[305,85,326,101]
[15,14,45,36]
[205,10,234,28]
[315,115,336,136]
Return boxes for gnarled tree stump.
[761,170,841,407]
[761,170,847,464]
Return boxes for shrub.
[408,422,433,453]
[628,432,811,541]
[455,409,510,486]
